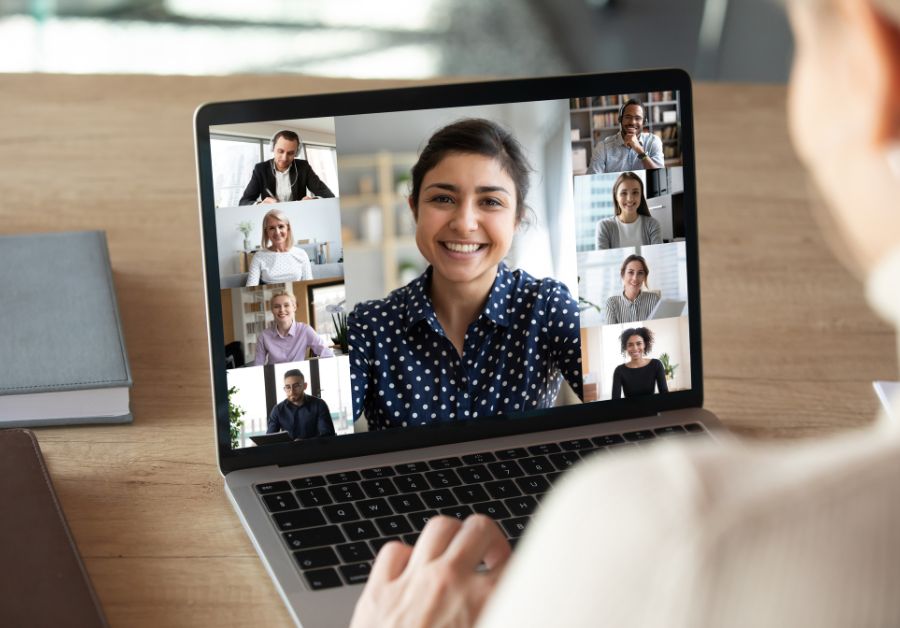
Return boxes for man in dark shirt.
[238,130,334,205]
[266,369,335,439]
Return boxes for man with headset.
[588,99,664,174]
[238,130,335,205]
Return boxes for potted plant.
[659,353,678,382]
[237,221,254,252]
[327,304,349,353]
[227,386,246,449]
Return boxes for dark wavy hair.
[612,172,651,217]
[409,118,532,223]
[619,327,654,355]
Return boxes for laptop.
[194,69,722,627]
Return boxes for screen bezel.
[194,69,702,475]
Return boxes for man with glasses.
[588,99,664,174]
[266,369,336,439]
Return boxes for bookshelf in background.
[569,91,682,175]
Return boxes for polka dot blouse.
[348,262,584,431]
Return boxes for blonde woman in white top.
[351,1,900,626]
[245,208,312,286]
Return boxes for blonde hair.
[260,209,294,250]
[269,291,297,309]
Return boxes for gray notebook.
[0,231,132,426]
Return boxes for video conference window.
[208,88,692,449]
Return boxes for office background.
[1,0,793,81]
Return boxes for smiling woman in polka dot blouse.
[348,118,583,431]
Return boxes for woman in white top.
[245,208,312,286]
[350,1,900,627]
[604,253,660,324]
[596,171,662,250]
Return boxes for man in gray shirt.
[588,99,664,174]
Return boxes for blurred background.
[1,0,792,81]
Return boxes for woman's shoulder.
[349,281,418,324]
[289,246,310,259]
[506,267,576,304]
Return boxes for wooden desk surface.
[1,74,896,627]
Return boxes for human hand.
[350,515,511,628]
[301,195,315,201]
[261,196,278,204]
[625,133,643,153]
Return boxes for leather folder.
[0,429,107,627]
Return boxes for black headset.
[618,98,644,124]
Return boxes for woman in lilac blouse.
[253,292,334,366]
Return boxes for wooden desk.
[1,75,896,627]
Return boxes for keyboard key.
[274,508,327,531]
[402,533,420,546]
[428,457,463,469]
[407,510,439,531]
[560,438,593,451]
[361,478,398,498]
[394,461,429,474]
[304,568,342,590]
[495,447,528,460]
[501,517,529,538]
[545,472,563,485]
[452,484,489,504]
[472,500,511,520]
[294,546,340,570]
[488,460,525,479]
[370,537,401,554]
[357,498,393,518]
[284,525,345,550]
[329,483,366,503]
[394,473,428,493]
[457,464,492,484]
[440,505,474,520]
[485,479,521,500]
[290,476,326,489]
[608,442,637,452]
[296,487,333,508]
[256,481,290,494]
[592,434,625,446]
[654,425,687,437]
[515,476,550,495]
[326,471,361,484]
[461,452,496,464]
[548,451,581,470]
[361,466,396,479]
[388,493,426,514]
[684,423,705,433]
[342,520,380,541]
[262,492,299,513]
[527,442,561,455]
[519,455,553,475]
[425,469,462,489]
[422,489,458,509]
[336,541,374,563]
[623,430,656,442]
[339,562,372,585]
[375,515,413,536]
[505,496,537,517]
[323,503,361,524]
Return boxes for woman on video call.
[604,254,660,324]
[253,292,334,365]
[246,208,313,286]
[348,118,583,431]
[352,1,900,627]
[611,326,668,399]
[596,171,663,249]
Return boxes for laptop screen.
[196,71,700,466]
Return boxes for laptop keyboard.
[255,422,707,590]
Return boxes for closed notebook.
[0,230,132,426]
[0,429,108,627]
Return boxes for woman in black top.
[611,326,668,399]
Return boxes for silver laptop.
[194,69,721,627]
